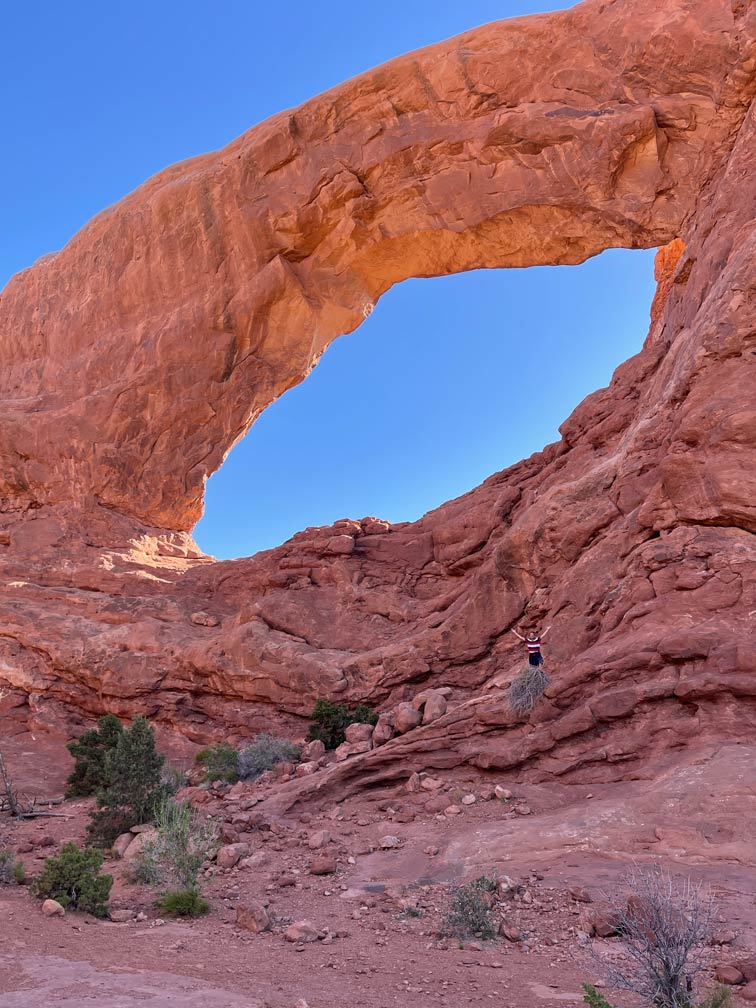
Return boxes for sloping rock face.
[0,0,755,792]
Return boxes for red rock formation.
[0,0,755,795]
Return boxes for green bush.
[195,742,239,784]
[306,699,379,750]
[137,797,217,891]
[0,849,24,885]
[66,713,123,797]
[237,734,301,780]
[698,986,733,1008]
[155,888,209,917]
[583,986,616,1008]
[440,884,496,941]
[88,716,165,845]
[33,842,112,918]
[470,875,498,892]
[582,983,734,1008]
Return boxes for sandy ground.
[1,734,755,1008]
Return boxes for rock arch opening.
[195,248,657,559]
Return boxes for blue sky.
[1,1,656,559]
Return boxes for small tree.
[33,842,113,918]
[88,716,165,844]
[588,864,714,1008]
[66,714,123,797]
[306,699,378,750]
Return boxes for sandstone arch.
[0,0,752,530]
[0,0,754,792]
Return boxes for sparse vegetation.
[155,888,209,917]
[33,842,112,918]
[136,797,217,891]
[0,849,24,884]
[440,883,496,941]
[470,874,498,893]
[88,716,165,845]
[583,985,615,1008]
[306,699,379,750]
[507,666,548,715]
[195,742,239,784]
[697,986,734,1008]
[237,734,301,780]
[65,713,123,797]
[587,864,714,1008]
[582,983,733,1008]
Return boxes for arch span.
[0,0,751,529]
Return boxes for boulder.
[394,703,422,734]
[236,901,272,933]
[498,922,522,942]
[301,739,326,762]
[715,966,744,986]
[372,713,395,747]
[295,761,319,777]
[379,835,402,849]
[735,957,756,983]
[42,899,65,918]
[112,832,135,859]
[345,723,374,745]
[307,829,331,850]
[285,920,320,943]
[309,854,337,876]
[421,691,448,724]
[216,843,250,869]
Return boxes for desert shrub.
[195,742,239,784]
[88,716,165,844]
[697,986,733,1008]
[470,874,498,893]
[237,734,301,780]
[161,765,188,794]
[0,849,24,885]
[588,864,714,1008]
[33,842,112,918]
[507,666,548,715]
[440,884,496,941]
[583,985,615,1008]
[137,797,217,891]
[155,888,209,917]
[306,699,379,750]
[65,713,123,797]
[582,982,733,1008]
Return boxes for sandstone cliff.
[0,0,754,793]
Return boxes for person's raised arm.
[541,625,552,639]
[511,627,525,641]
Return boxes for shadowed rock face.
[0,0,755,792]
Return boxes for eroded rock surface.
[0,0,755,795]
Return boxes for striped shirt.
[526,636,542,653]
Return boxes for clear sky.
[1,1,657,559]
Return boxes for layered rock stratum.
[1,0,755,800]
